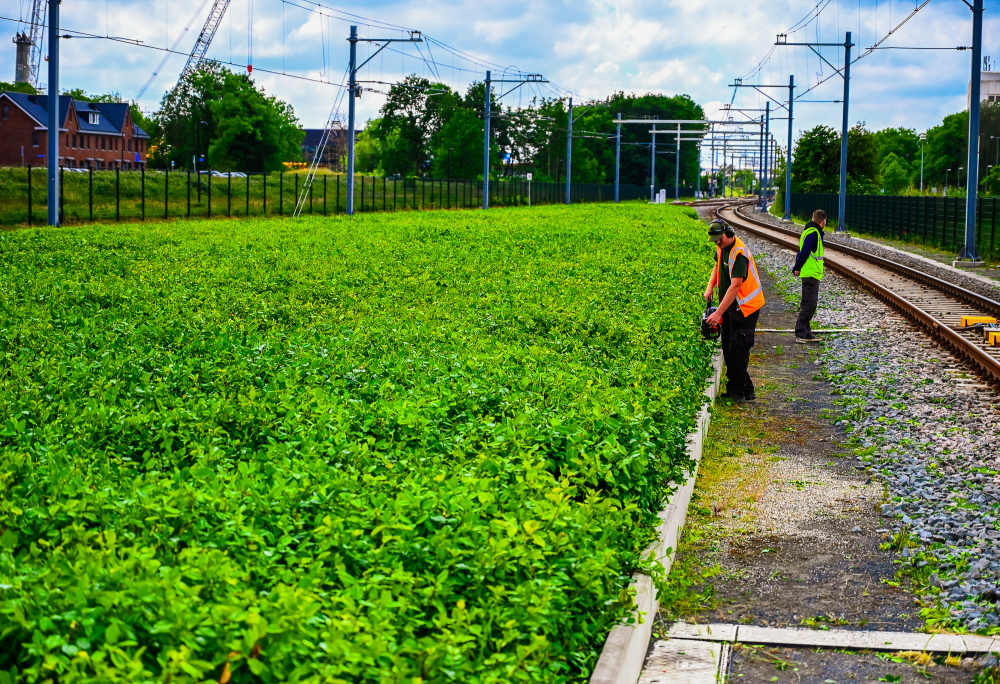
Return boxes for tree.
[373,75,442,176]
[351,119,382,174]
[984,164,1000,195]
[847,124,880,185]
[430,108,487,179]
[923,110,967,188]
[873,127,920,167]
[347,76,706,186]
[0,81,38,95]
[791,125,839,192]
[153,62,302,171]
[880,153,910,194]
[791,123,879,193]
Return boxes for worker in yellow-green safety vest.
[792,209,826,343]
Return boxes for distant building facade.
[0,92,149,169]
[300,126,348,170]
[970,72,1000,109]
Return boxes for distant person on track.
[704,219,766,401]
[792,210,826,344]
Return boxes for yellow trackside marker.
[989,331,1000,347]
[962,315,997,327]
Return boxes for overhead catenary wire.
[792,0,932,102]
[0,14,349,89]
[135,0,213,100]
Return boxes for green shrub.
[0,203,716,682]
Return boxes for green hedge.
[0,203,716,683]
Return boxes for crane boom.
[25,0,46,88]
[176,0,231,88]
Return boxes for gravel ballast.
[740,229,1000,636]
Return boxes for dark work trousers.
[720,304,761,397]
[795,277,821,338]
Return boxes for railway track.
[714,201,1000,386]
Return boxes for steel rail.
[711,202,1000,385]
[731,204,1000,317]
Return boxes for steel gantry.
[729,78,795,219]
[344,26,424,215]
[481,72,547,209]
[564,99,610,204]
[963,0,985,261]
[617,119,767,202]
[773,33,853,230]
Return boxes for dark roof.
[0,92,148,138]
[95,102,130,133]
[301,128,347,147]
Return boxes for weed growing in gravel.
[975,665,1000,684]
[656,386,785,624]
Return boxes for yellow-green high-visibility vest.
[799,226,824,280]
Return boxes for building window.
[1,105,7,119]
[72,135,77,148]
[101,137,106,151]
[32,131,40,147]
[89,112,99,125]
[128,139,132,152]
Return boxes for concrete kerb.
[589,351,725,684]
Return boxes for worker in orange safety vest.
[703,219,766,401]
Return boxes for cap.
[708,220,728,242]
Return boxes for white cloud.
[0,0,992,137]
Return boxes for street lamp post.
[919,133,926,193]
[447,147,454,181]
[960,167,965,191]
[946,169,952,195]
[196,120,207,202]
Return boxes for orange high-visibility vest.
[716,236,766,316]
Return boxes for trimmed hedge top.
[0,203,716,683]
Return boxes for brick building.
[0,92,150,169]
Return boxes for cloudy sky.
[3,0,995,159]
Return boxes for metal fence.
[789,192,1000,255]
[0,166,684,226]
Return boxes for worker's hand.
[706,310,723,328]
[793,270,800,277]
[704,288,713,303]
